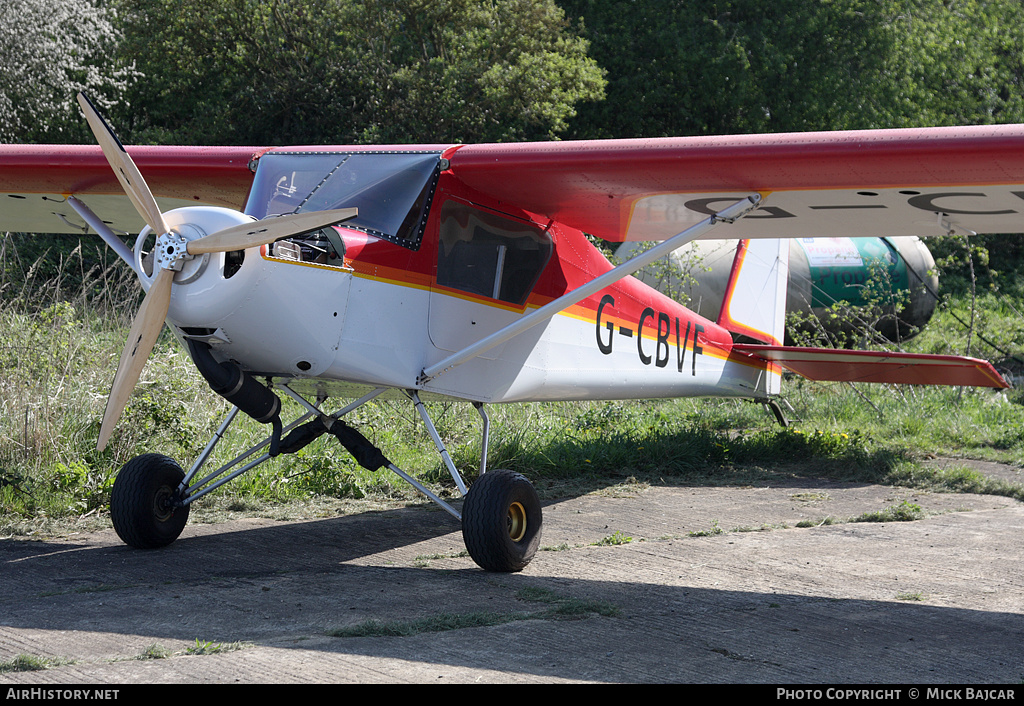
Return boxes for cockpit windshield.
[245,151,442,248]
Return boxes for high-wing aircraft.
[1,93,1021,572]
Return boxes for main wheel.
[110,453,190,549]
[462,469,542,572]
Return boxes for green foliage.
[0,234,141,322]
[113,0,605,145]
[9,0,1024,146]
[48,460,114,513]
[561,0,1024,138]
[689,520,724,537]
[136,644,173,660]
[6,0,1024,145]
[592,530,632,545]
[0,654,61,673]
[184,639,249,655]
[929,233,1024,299]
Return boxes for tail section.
[718,239,1011,391]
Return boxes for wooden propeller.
[78,93,356,451]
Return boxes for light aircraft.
[1,93,1021,572]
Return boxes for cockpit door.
[428,199,553,356]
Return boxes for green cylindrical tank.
[617,237,939,344]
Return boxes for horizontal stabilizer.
[732,344,1010,389]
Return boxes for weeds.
[127,641,249,660]
[184,639,250,655]
[796,517,839,528]
[853,500,925,523]
[592,530,632,545]
[0,654,70,672]
[689,520,724,537]
[136,644,173,660]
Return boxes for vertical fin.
[717,239,790,394]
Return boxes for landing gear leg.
[409,393,543,572]
[764,399,789,427]
[109,387,545,573]
[761,397,799,427]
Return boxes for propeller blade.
[96,267,175,452]
[77,92,169,236]
[186,208,359,255]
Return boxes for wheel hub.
[507,501,527,542]
[152,485,177,523]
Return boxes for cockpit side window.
[436,201,552,306]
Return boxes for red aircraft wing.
[9,125,1024,239]
[0,144,262,234]
[446,125,1024,242]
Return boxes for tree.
[0,0,134,143]
[349,0,607,143]
[114,0,606,145]
[558,0,1024,139]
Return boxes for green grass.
[326,587,619,637]
[853,500,925,523]
[135,644,174,660]
[183,639,251,656]
[689,520,725,537]
[2,232,1024,536]
[0,654,71,672]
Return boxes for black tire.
[110,453,190,549]
[462,469,542,572]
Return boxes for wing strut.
[418,193,764,385]
[66,195,136,271]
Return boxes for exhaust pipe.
[186,340,283,454]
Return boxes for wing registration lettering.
[623,187,1024,242]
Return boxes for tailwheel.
[462,469,542,572]
[110,453,190,549]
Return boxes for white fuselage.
[155,237,775,405]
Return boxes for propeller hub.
[134,208,244,290]
[153,231,192,272]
